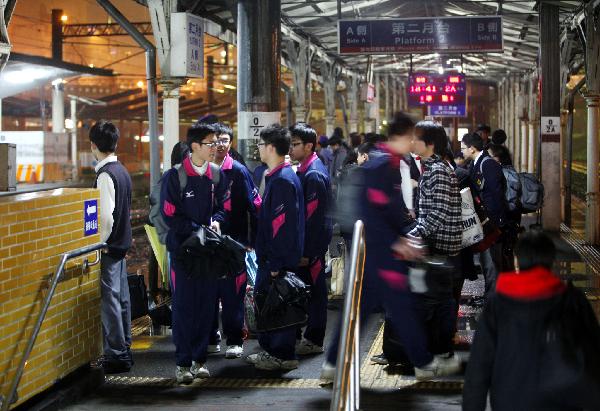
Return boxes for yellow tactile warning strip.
[108,324,462,390]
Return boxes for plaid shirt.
[411,155,462,254]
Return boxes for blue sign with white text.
[84,199,98,236]
[338,16,503,55]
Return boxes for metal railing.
[331,220,366,411]
[1,242,106,411]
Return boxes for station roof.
[149,0,586,80]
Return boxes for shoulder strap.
[175,164,187,196]
[209,162,220,186]
[479,156,492,174]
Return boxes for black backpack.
[148,162,220,244]
[518,172,544,213]
[502,166,522,212]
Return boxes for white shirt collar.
[189,155,209,175]
[474,150,484,165]
[95,154,118,172]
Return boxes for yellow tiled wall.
[0,188,103,409]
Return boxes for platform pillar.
[162,85,180,171]
[347,74,359,133]
[51,80,64,133]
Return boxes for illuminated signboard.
[407,73,466,117]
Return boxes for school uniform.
[160,155,227,367]
[255,162,305,360]
[214,154,261,347]
[325,146,433,368]
[295,153,332,347]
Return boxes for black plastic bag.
[179,226,247,280]
[254,271,311,332]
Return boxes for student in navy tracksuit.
[461,132,507,296]
[289,122,333,354]
[246,124,305,371]
[208,123,261,359]
[321,112,460,381]
[160,123,227,384]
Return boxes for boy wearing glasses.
[246,124,305,371]
[206,123,261,359]
[288,122,332,355]
[160,123,227,383]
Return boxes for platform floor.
[19,221,600,411]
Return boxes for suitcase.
[128,274,149,320]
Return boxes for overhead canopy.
[0,52,112,99]
[155,0,585,80]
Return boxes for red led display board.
[407,73,466,117]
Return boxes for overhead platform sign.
[338,16,503,54]
[408,73,467,117]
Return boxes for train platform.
[14,217,599,411]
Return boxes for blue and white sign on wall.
[84,199,98,236]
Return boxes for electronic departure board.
[407,73,467,117]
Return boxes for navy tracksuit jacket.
[160,155,228,366]
[470,152,507,227]
[255,162,305,360]
[296,153,332,346]
[325,146,433,368]
[212,154,262,347]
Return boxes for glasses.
[291,142,303,147]
[217,139,230,146]
[199,142,218,148]
[256,142,267,147]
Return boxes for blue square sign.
[84,199,98,236]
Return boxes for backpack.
[502,166,522,212]
[518,172,544,213]
[148,162,221,244]
[333,164,365,235]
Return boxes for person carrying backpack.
[488,144,522,271]
[463,230,600,410]
[160,123,227,383]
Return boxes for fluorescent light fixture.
[223,84,236,90]
[3,68,50,84]
[141,135,150,143]
[64,119,74,129]
[159,135,164,141]
[438,67,444,74]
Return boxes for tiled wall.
[0,188,102,409]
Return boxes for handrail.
[1,242,107,411]
[331,220,366,411]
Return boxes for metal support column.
[539,2,561,230]
[51,80,64,133]
[564,78,585,226]
[384,74,390,124]
[520,120,528,172]
[162,85,180,171]
[51,9,63,61]
[70,97,77,180]
[513,75,520,166]
[285,39,309,123]
[392,78,398,114]
[374,72,380,131]
[347,74,359,133]
[321,59,338,136]
[237,0,281,167]
[97,0,160,186]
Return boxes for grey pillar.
[392,78,398,114]
[321,59,338,136]
[384,74,390,125]
[374,73,380,131]
[539,2,561,230]
[162,85,180,171]
[51,80,64,133]
[237,0,281,168]
[285,39,309,123]
[347,75,359,133]
[70,97,77,180]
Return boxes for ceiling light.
[223,84,236,90]
[61,15,68,22]
[220,50,227,58]
[221,75,228,80]
[136,80,144,88]
[438,67,444,74]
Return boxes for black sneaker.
[102,358,131,374]
[371,353,389,365]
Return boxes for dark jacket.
[160,156,227,253]
[297,153,333,259]
[463,266,600,411]
[255,163,305,273]
[221,154,261,247]
[469,152,507,227]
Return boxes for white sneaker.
[207,344,221,354]
[414,355,461,381]
[175,366,193,384]
[225,345,244,359]
[295,338,324,355]
[245,352,262,365]
[320,361,336,382]
[252,352,299,371]
[190,361,210,378]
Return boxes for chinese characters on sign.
[84,200,98,237]
[408,73,467,117]
[170,12,204,77]
[338,16,503,54]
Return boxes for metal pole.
[70,97,77,180]
[565,77,585,227]
[51,80,64,133]
[237,0,281,169]
[96,0,160,187]
[585,95,600,244]
[162,86,180,171]
[51,9,63,61]
[539,2,561,231]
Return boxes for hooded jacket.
[463,266,600,411]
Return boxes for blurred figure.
[463,230,600,411]
[475,124,491,145]
[349,132,362,149]
[327,134,348,194]
[317,135,333,167]
[321,112,460,382]
[490,129,507,146]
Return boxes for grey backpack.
[148,163,220,244]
